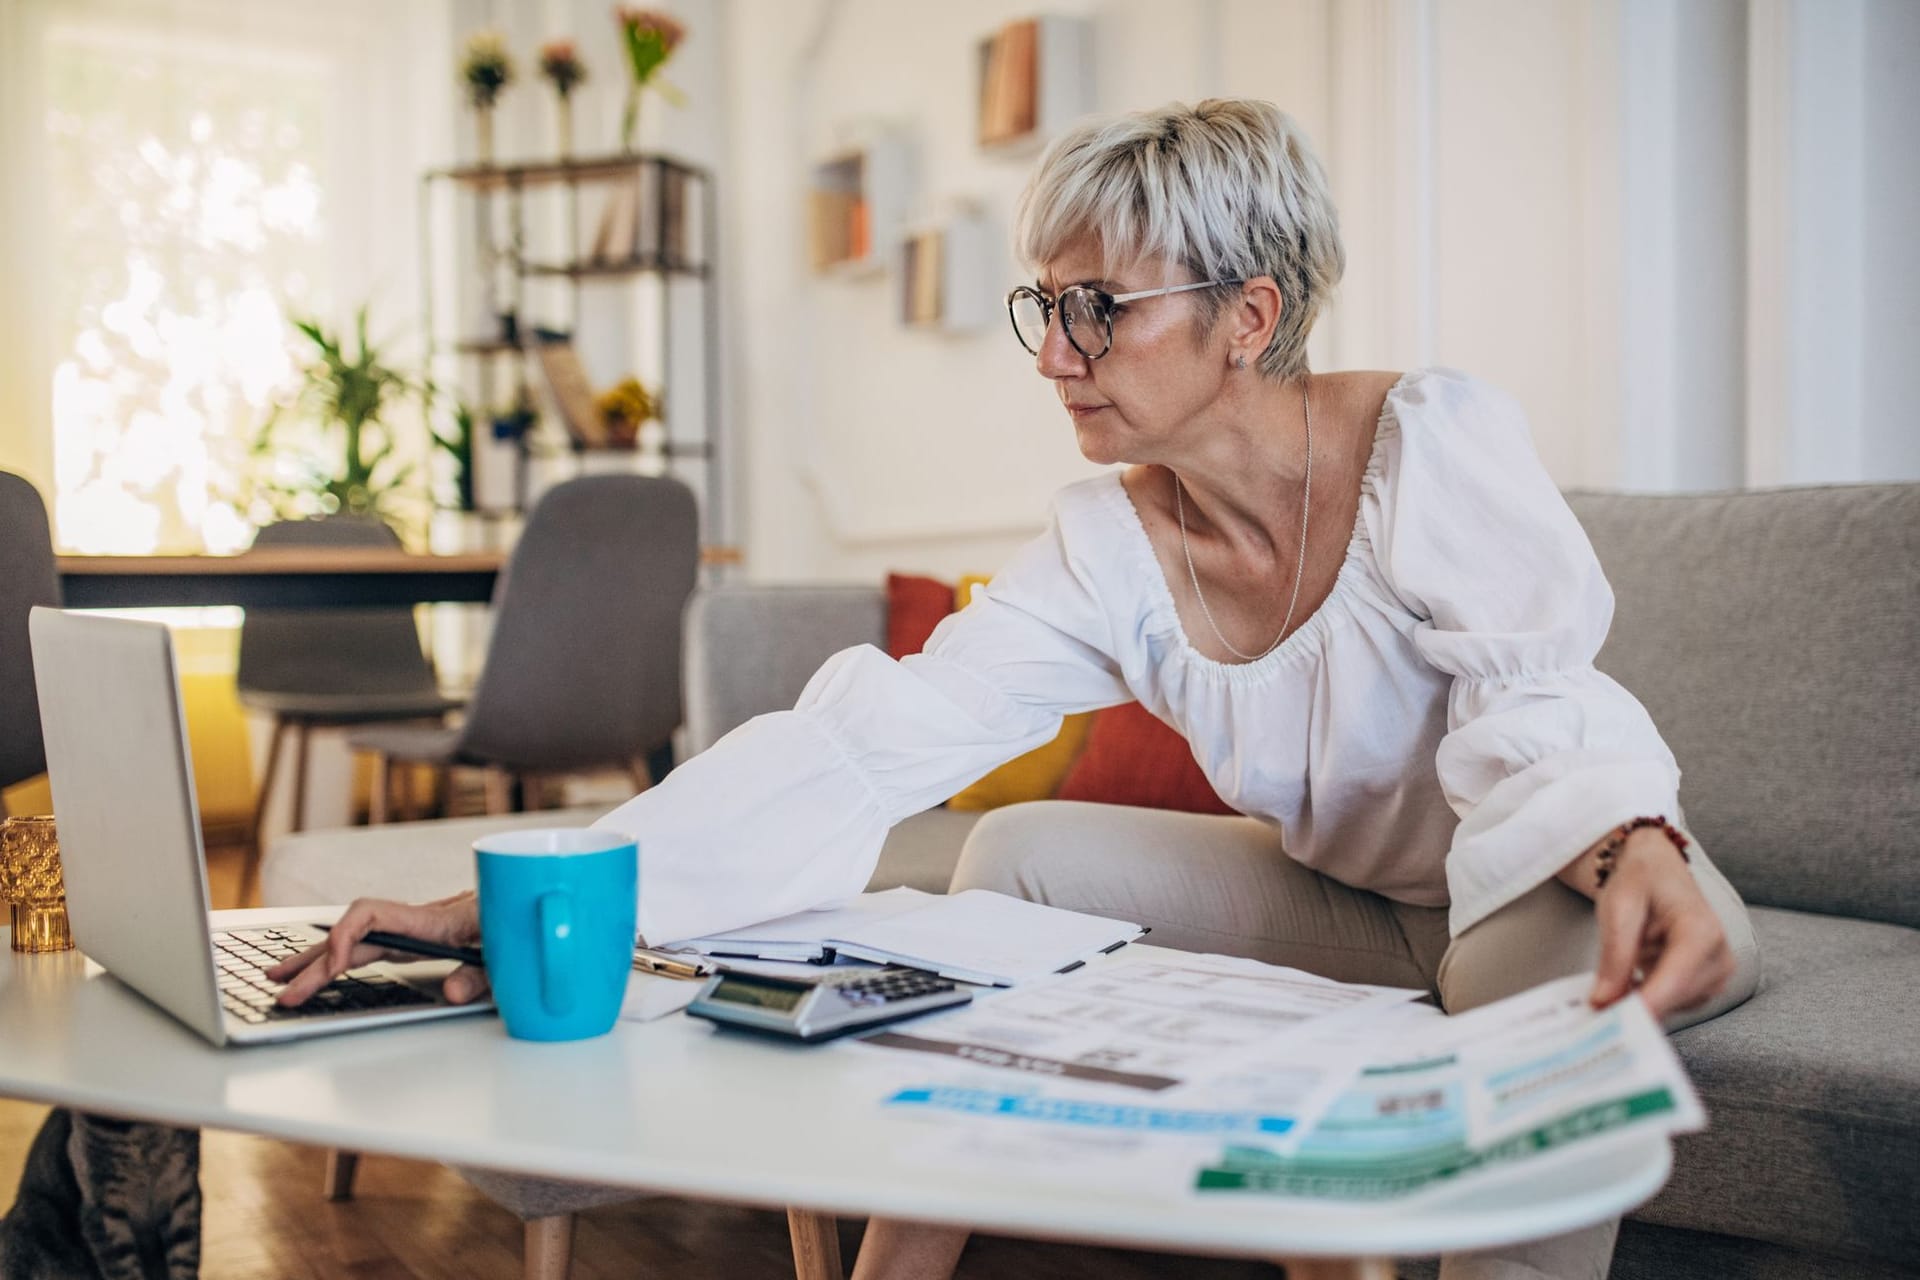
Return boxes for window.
[44,21,335,554]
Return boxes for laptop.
[28,607,492,1045]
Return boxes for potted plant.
[595,375,658,450]
[538,39,588,159]
[248,307,428,534]
[460,28,515,164]
[614,8,686,153]
[431,401,478,514]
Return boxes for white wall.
[1861,0,1920,480]
[713,0,1918,586]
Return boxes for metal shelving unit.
[419,151,725,546]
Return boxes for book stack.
[809,189,871,271]
[900,229,944,326]
[531,336,610,448]
[978,18,1039,147]
[588,163,699,268]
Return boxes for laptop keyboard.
[214,928,435,1024]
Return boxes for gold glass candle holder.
[0,816,74,953]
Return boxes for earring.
[1236,354,1247,370]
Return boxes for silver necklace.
[1174,378,1313,662]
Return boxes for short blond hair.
[1014,99,1344,380]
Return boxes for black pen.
[311,922,485,968]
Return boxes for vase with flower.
[614,7,687,154]
[538,39,588,159]
[596,376,658,450]
[460,28,515,165]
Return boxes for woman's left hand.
[1581,829,1735,1021]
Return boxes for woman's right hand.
[266,892,487,1008]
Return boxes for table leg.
[525,1214,575,1280]
[787,1208,843,1280]
[322,1149,358,1201]
[1276,1258,1395,1280]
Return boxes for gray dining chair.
[324,474,698,1255]
[236,515,461,897]
[348,473,699,819]
[0,472,62,809]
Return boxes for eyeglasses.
[1006,278,1241,360]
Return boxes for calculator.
[685,965,972,1042]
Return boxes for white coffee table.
[0,919,1671,1280]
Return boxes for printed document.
[1197,974,1704,1199]
[858,962,1702,1204]
[862,950,1424,1146]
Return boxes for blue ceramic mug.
[474,828,637,1041]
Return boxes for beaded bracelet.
[1594,816,1691,890]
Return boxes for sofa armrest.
[682,584,886,754]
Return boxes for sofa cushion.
[1054,701,1236,815]
[261,807,616,907]
[868,807,981,894]
[887,571,1095,811]
[884,572,956,660]
[262,805,976,909]
[1568,485,1920,928]
[1635,906,1920,1264]
[682,585,886,755]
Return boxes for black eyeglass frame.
[1005,278,1243,360]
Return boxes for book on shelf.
[667,887,1146,987]
[979,18,1039,145]
[848,198,871,262]
[590,182,638,265]
[657,165,689,266]
[810,187,868,270]
[901,229,944,325]
[531,335,610,448]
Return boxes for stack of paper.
[670,887,1144,987]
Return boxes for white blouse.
[600,368,1680,945]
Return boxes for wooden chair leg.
[524,1213,575,1280]
[322,1149,358,1201]
[787,1208,842,1280]
[396,759,416,822]
[432,765,452,818]
[368,753,390,826]
[241,716,290,906]
[628,758,653,796]
[483,767,512,815]
[290,719,313,833]
[1277,1259,1395,1280]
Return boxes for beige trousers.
[949,801,1762,1280]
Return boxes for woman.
[274,100,1759,1278]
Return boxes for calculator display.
[688,965,973,1042]
[705,978,806,1011]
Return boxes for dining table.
[56,549,507,610]
[55,546,741,611]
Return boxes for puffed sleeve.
[1372,371,1680,936]
[594,492,1133,945]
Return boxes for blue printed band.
[888,1086,1295,1136]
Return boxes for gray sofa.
[681,483,1920,1279]
[267,482,1917,1277]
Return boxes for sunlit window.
[44,25,332,554]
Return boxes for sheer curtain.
[0,0,452,553]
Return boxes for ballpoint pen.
[632,947,716,980]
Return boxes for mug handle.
[537,891,576,1017]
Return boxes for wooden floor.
[1,836,1285,1279]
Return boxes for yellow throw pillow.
[945,710,1095,811]
[943,574,1095,811]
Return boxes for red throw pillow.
[1055,701,1237,815]
[885,573,956,657]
